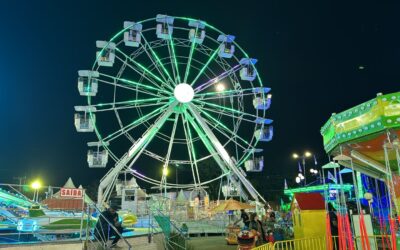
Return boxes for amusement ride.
[74,15,273,208]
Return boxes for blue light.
[17,219,38,232]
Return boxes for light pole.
[31,180,41,202]
[292,151,312,185]
[162,167,169,197]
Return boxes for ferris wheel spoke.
[182,113,200,187]
[140,35,176,87]
[115,48,173,92]
[141,41,174,88]
[192,105,253,149]
[198,91,255,101]
[194,64,243,93]
[201,116,249,151]
[90,97,169,110]
[102,102,171,143]
[160,113,179,188]
[195,88,252,98]
[93,102,170,112]
[99,73,171,96]
[186,104,266,203]
[167,38,181,84]
[97,102,177,205]
[197,105,256,124]
[96,78,162,98]
[193,99,264,122]
[183,112,202,185]
[183,27,198,83]
[190,47,219,86]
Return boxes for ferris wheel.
[75,14,273,206]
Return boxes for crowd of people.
[237,208,294,246]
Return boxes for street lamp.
[292,151,313,185]
[31,180,41,202]
[162,167,169,177]
[161,166,169,197]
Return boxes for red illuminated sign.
[60,188,83,198]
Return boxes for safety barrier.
[253,234,398,250]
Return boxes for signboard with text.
[60,188,83,198]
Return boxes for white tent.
[51,178,94,204]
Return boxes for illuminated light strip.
[190,48,219,86]
[183,26,198,83]
[115,48,167,87]
[283,184,354,196]
[99,72,170,95]
[141,35,175,86]
[168,38,181,83]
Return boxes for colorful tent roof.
[212,198,255,212]
[293,193,324,210]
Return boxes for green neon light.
[169,38,181,83]
[194,99,254,118]
[115,48,166,85]
[183,111,225,172]
[199,108,251,146]
[283,184,354,196]
[356,172,364,199]
[195,88,253,97]
[102,102,171,141]
[184,27,198,83]
[96,97,169,107]
[190,48,219,86]
[141,35,175,85]
[99,73,169,94]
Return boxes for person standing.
[240,209,250,228]
[328,203,339,249]
[249,213,265,246]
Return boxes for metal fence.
[253,234,399,250]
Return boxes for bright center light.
[162,167,169,176]
[31,181,41,189]
[295,177,301,183]
[215,83,225,92]
[292,153,299,159]
[305,151,312,157]
[174,83,194,103]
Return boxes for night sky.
[0,1,399,200]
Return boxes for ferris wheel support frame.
[185,104,266,203]
[97,102,177,207]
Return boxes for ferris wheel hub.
[174,83,194,103]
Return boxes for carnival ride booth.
[42,178,93,211]
[114,176,149,216]
[291,193,326,240]
[212,199,255,245]
[321,92,400,249]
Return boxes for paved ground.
[189,236,238,250]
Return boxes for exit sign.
[60,188,83,198]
